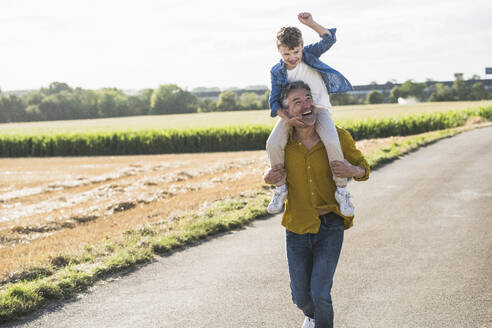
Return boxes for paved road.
[5,127,492,328]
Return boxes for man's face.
[278,45,303,70]
[286,88,316,126]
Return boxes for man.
[263,81,370,328]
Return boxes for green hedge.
[1,107,490,157]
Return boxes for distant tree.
[198,98,217,112]
[43,82,73,95]
[24,105,43,121]
[260,90,270,109]
[136,88,153,115]
[469,82,488,100]
[150,84,198,115]
[389,80,426,102]
[94,89,126,117]
[452,74,468,100]
[469,74,481,80]
[0,94,27,122]
[38,91,75,120]
[72,88,99,118]
[239,92,260,110]
[23,90,44,106]
[330,93,361,106]
[366,91,384,104]
[429,83,454,102]
[216,90,239,111]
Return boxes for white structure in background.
[398,97,418,105]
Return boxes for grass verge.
[0,123,490,323]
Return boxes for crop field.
[1,100,491,136]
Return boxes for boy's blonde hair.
[276,26,303,49]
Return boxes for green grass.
[1,100,491,136]
[0,123,490,323]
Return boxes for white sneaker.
[267,185,288,214]
[335,188,355,217]
[301,316,315,328]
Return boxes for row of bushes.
[1,107,490,157]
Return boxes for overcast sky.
[1,0,491,91]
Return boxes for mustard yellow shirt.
[282,127,370,233]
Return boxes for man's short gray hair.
[279,81,312,108]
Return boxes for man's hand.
[298,12,314,27]
[263,164,285,185]
[331,160,365,179]
[277,108,305,128]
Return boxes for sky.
[1,0,491,91]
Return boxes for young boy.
[266,12,354,217]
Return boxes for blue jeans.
[286,213,344,328]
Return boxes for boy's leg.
[310,214,345,328]
[314,108,348,187]
[286,229,316,320]
[266,118,290,214]
[315,108,354,216]
[266,118,290,186]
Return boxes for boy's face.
[278,45,303,70]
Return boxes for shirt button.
[308,166,311,169]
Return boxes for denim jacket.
[269,28,352,117]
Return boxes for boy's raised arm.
[298,12,332,38]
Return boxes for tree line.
[1,74,491,123]
[359,73,491,105]
[0,82,270,123]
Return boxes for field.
[1,100,491,136]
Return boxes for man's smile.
[301,110,313,117]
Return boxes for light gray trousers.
[266,107,348,187]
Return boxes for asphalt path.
[5,127,492,328]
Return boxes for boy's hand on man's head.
[297,12,314,26]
